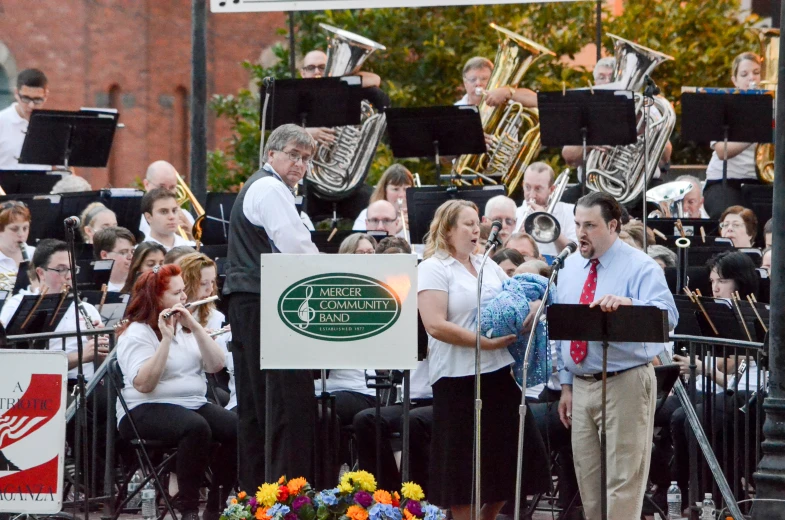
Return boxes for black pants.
[228,292,315,490]
[118,402,237,513]
[353,401,433,494]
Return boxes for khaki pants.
[571,364,656,520]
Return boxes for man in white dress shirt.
[223,124,319,489]
[366,200,405,240]
[141,188,195,252]
[515,162,578,257]
[0,68,51,170]
[137,160,196,239]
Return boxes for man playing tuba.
[455,56,538,108]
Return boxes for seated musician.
[647,244,677,270]
[455,56,537,108]
[0,201,35,289]
[115,264,236,520]
[365,200,406,240]
[0,68,50,170]
[719,205,758,248]
[140,160,196,240]
[338,233,377,254]
[514,162,577,256]
[503,231,541,261]
[92,227,136,292]
[79,202,118,244]
[51,175,93,194]
[675,174,710,218]
[353,165,414,231]
[120,242,166,294]
[702,52,763,219]
[164,245,198,265]
[482,195,518,245]
[141,188,196,251]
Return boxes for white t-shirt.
[705,143,757,181]
[138,211,195,238]
[115,322,208,424]
[0,290,103,380]
[206,309,236,411]
[141,233,196,252]
[0,244,35,276]
[0,104,50,170]
[107,280,125,292]
[418,252,514,385]
[316,369,376,396]
[514,201,577,257]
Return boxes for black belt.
[573,364,647,382]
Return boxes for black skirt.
[428,367,549,508]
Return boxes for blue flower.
[423,505,444,520]
[315,488,339,507]
[369,504,402,520]
[267,504,291,519]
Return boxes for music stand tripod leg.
[600,339,609,520]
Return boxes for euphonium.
[752,27,778,184]
[309,23,387,201]
[174,173,206,243]
[585,34,676,205]
[452,24,555,194]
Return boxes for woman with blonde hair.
[353,164,414,230]
[417,199,548,518]
[338,233,377,254]
[79,202,117,243]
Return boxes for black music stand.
[79,291,129,328]
[538,90,637,196]
[681,93,772,187]
[0,170,64,194]
[262,77,363,129]
[385,105,486,187]
[548,304,669,519]
[5,292,75,337]
[75,259,114,291]
[19,109,118,168]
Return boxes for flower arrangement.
[221,472,445,520]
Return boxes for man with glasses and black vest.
[224,124,319,490]
[0,68,51,170]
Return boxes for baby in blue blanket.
[480,272,553,388]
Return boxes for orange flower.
[278,476,286,485]
[238,492,247,500]
[287,477,308,496]
[373,490,392,505]
[403,509,414,520]
[231,499,238,505]
[256,508,271,520]
[347,505,369,520]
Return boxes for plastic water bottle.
[666,481,682,519]
[700,493,716,519]
[127,471,143,509]
[141,480,156,520]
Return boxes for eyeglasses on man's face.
[18,95,46,106]
[367,218,398,226]
[44,265,79,276]
[302,64,327,73]
[276,149,313,167]
[489,217,517,228]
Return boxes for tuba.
[308,24,387,201]
[585,34,676,205]
[645,180,694,218]
[752,27,778,184]
[452,24,555,195]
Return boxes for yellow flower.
[287,477,308,496]
[255,483,280,508]
[347,505,369,520]
[373,490,392,505]
[341,470,377,493]
[401,482,425,501]
[238,492,247,500]
[338,482,353,494]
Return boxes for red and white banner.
[211,0,580,14]
[0,351,68,514]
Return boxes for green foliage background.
[208,0,761,192]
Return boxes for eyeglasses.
[302,64,327,73]
[367,218,399,226]
[275,149,313,167]
[490,217,517,227]
[720,221,745,230]
[18,95,46,106]
[44,265,79,276]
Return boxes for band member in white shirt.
[141,188,196,252]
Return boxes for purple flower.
[406,501,423,517]
[249,497,258,508]
[292,496,311,511]
[354,491,373,508]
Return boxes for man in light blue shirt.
[555,192,677,519]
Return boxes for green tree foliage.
[208,0,760,192]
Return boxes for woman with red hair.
[115,264,237,520]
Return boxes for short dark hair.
[92,227,136,259]
[141,187,177,215]
[576,192,623,232]
[706,251,759,300]
[32,239,68,269]
[375,236,412,254]
[492,247,525,267]
[17,69,48,90]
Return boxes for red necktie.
[570,258,600,365]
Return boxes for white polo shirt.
[0,104,50,170]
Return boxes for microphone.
[486,220,503,249]
[552,241,577,269]
[64,216,80,227]
[262,76,275,89]
[643,74,660,96]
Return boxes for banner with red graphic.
[0,351,68,513]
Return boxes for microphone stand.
[65,220,90,520]
[642,74,660,252]
[512,254,566,520]
[472,238,499,520]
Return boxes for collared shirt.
[418,252,513,384]
[141,233,195,252]
[241,163,318,254]
[454,95,470,106]
[0,244,35,276]
[555,238,678,385]
[514,201,577,257]
[0,104,50,170]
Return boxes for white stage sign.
[212,0,579,13]
[260,254,418,369]
[0,351,68,514]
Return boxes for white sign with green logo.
[260,254,418,369]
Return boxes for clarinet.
[19,241,29,262]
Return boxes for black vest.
[223,168,280,295]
